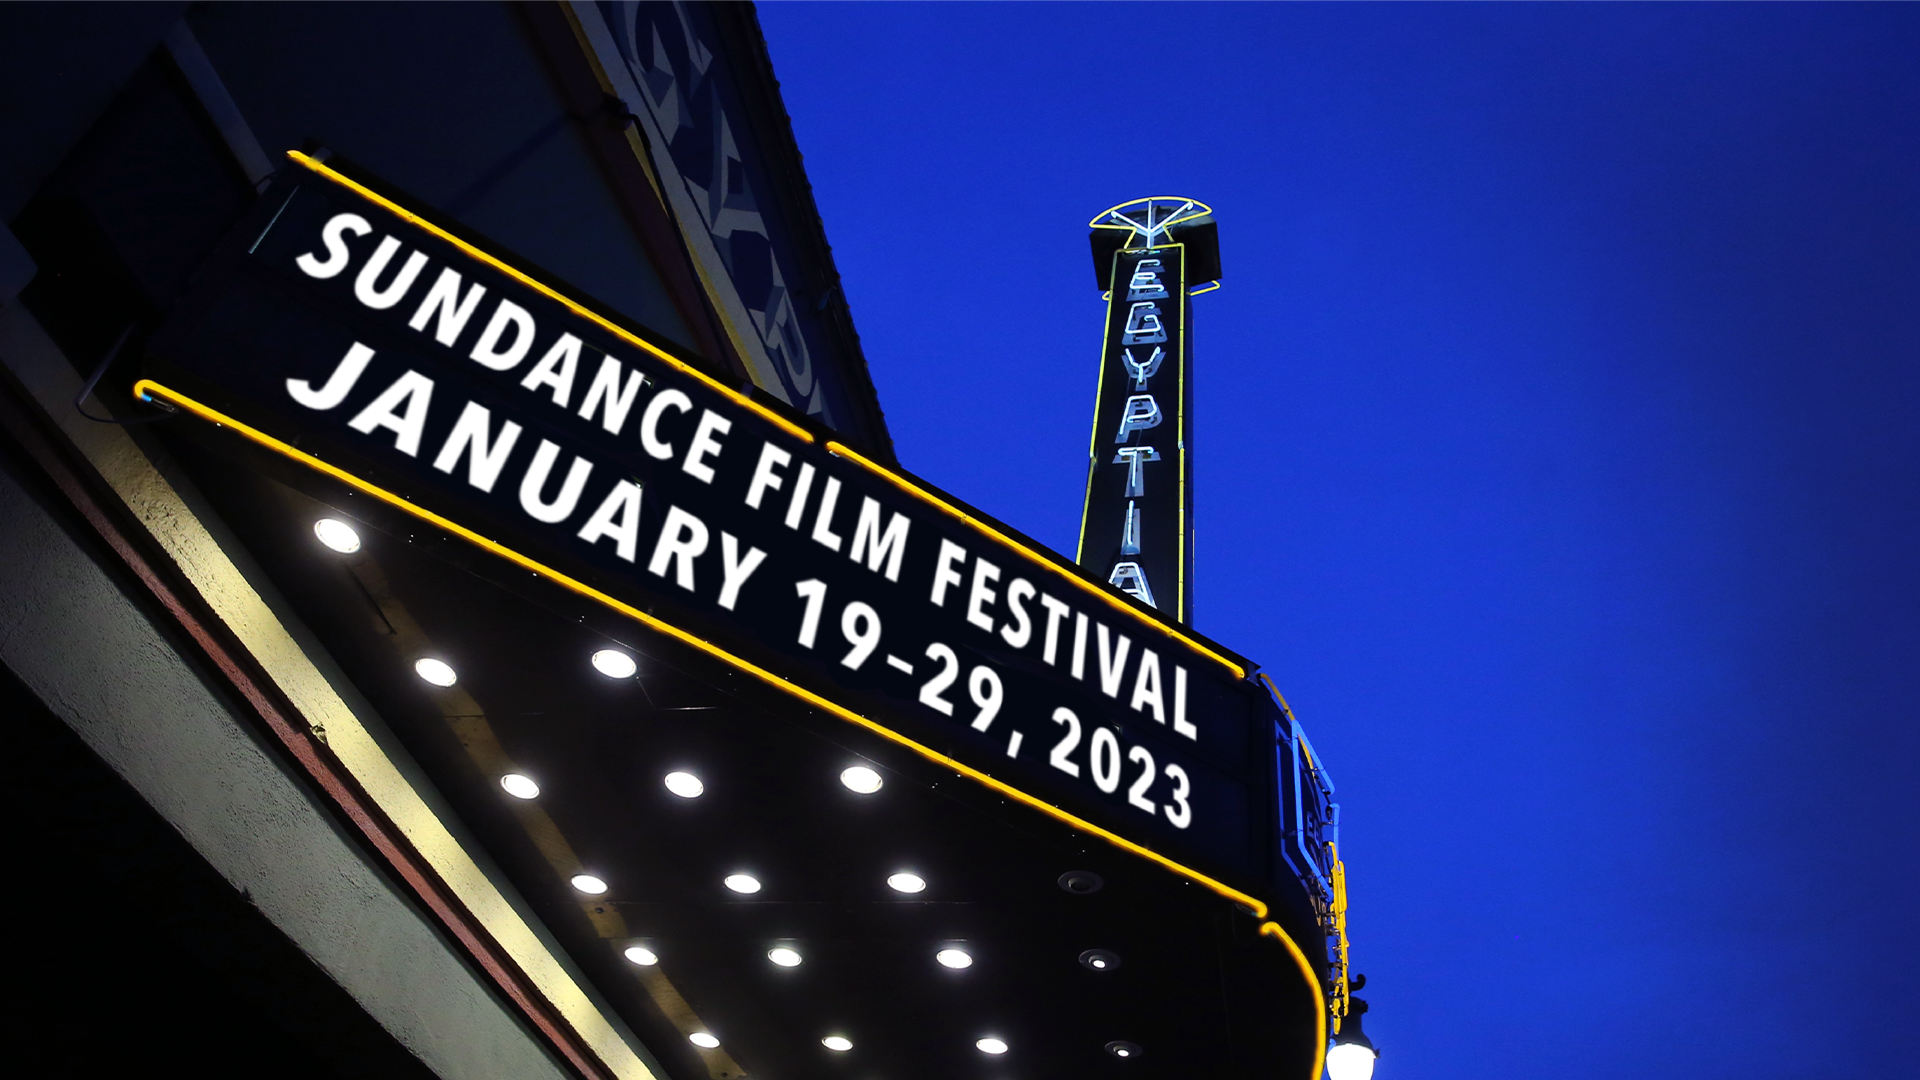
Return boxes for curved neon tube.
[1260,921,1329,1080]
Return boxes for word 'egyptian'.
[1104,251,1177,608]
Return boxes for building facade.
[0,5,1344,1077]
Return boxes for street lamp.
[1326,994,1378,1080]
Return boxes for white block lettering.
[745,442,791,509]
[470,299,536,371]
[519,333,582,407]
[287,342,373,411]
[1095,624,1132,698]
[1173,666,1196,739]
[682,410,731,483]
[347,370,435,456]
[849,498,909,581]
[1129,649,1166,723]
[811,476,844,552]
[639,387,692,459]
[717,533,767,611]
[966,558,1001,634]
[295,213,370,279]
[518,440,592,523]
[648,506,709,591]
[578,355,647,435]
[431,402,522,492]
[930,540,967,607]
[577,481,644,562]
[1038,594,1070,665]
[407,268,487,346]
[354,236,429,310]
[1000,578,1035,649]
[783,462,816,529]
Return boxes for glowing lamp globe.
[1326,1040,1377,1080]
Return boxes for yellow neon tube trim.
[1260,922,1329,1080]
[1176,251,1189,620]
[1088,197,1215,233]
[283,150,814,447]
[1259,673,1299,724]
[827,439,1245,679]
[1327,840,1352,1033]
[135,378,1264,919]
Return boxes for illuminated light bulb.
[1327,994,1379,1080]
[821,1035,852,1052]
[664,771,704,799]
[414,658,457,687]
[1325,1042,1377,1080]
[313,518,361,553]
[975,1037,1008,1055]
[724,874,762,894]
[767,947,802,967]
[888,872,927,894]
[839,765,883,793]
[936,948,973,969]
[591,649,637,679]
[689,1033,720,1049]
[500,774,540,800]
[623,946,658,966]
[570,874,609,895]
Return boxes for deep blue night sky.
[757,4,1919,1077]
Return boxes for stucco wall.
[0,459,574,1080]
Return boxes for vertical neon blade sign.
[1077,202,1198,624]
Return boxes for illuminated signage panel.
[142,157,1272,894]
[1078,244,1192,622]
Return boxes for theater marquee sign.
[139,154,1276,905]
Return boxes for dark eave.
[703,3,896,468]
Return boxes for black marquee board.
[140,157,1280,897]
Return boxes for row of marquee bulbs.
[314,517,1031,1064]
[411,649,645,690]
[491,760,887,803]
[313,516,631,690]
[613,938,971,970]
[518,758,999,1059]
[322,520,921,907]
[681,1016,1007,1057]
[680,1031,1008,1057]
[510,764,954,954]
[508,724,1001,1058]
[312,520,895,801]
[491,679,1005,1058]
[678,1033,1010,1056]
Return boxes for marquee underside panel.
[165,440,1323,1080]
